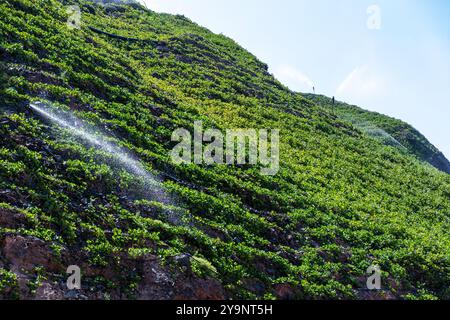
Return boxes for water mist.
[29,101,171,206]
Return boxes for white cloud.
[273,65,315,93]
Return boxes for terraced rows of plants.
[0,0,449,299]
[304,94,450,175]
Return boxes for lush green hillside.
[0,0,449,300]
[304,94,450,174]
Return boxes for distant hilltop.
[87,0,140,5]
[304,94,450,175]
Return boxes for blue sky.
[140,0,450,159]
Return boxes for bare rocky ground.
[0,231,226,300]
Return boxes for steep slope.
[304,94,450,174]
[1,0,449,300]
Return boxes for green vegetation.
[0,268,18,299]
[305,94,450,174]
[0,0,449,300]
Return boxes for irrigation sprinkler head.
[30,101,45,109]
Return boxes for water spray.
[29,101,170,205]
